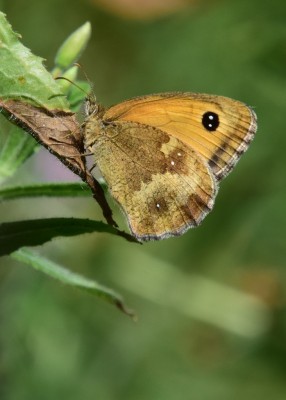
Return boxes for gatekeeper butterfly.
[83,92,257,241]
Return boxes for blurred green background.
[0,0,286,398]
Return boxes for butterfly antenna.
[56,65,98,115]
[55,76,90,97]
[74,62,97,104]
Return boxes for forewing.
[103,93,257,181]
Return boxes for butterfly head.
[84,94,99,117]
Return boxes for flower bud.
[54,22,91,70]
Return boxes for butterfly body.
[83,92,257,241]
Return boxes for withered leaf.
[0,99,118,229]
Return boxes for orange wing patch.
[104,93,257,180]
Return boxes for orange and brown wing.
[103,92,257,181]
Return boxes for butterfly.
[83,92,257,241]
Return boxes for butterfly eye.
[202,111,219,132]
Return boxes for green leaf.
[0,218,119,257]
[0,14,92,183]
[11,248,135,318]
[0,125,39,183]
[0,12,69,111]
[0,182,91,200]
